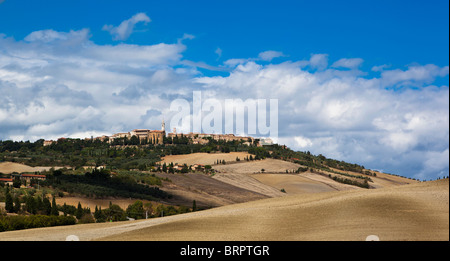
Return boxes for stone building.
[108,119,166,145]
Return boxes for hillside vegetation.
[0,136,422,233]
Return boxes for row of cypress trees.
[4,187,59,215]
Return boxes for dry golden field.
[54,197,155,211]
[0,162,63,174]
[95,179,448,241]
[0,156,443,241]
[159,152,252,166]
[0,179,447,241]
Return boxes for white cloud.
[177,33,195,44]
[294,136,313,148]
[258,50,284,61]
[0,26,192,140]
[193,59,448,179]
[221,50,285,67]
[423,149,449,175]
[87,42,185,66]
[381,64,449,87]
[25,28,91,45]
[309,53,328,71]
[371,64,390,72]
[331,58,364,69]
[215,47,222,60]
[102,12,151,41]
[25,29,69,42]
[223,58,248,67]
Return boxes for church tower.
[161,117,166,132]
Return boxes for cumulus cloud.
[309,53,328,71]
[0,23,448,181]
[381,64,449,87]
[220,50,285,68]
[371,64,390,72]
[331,58,364,69]
[24,28,91,45]
[258,50,284,61]
[194,59,449,179]
[102,12,151,41]
[0,26,191,140]
[223,58,248,67]
[294,136,313,148]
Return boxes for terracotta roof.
[0,178,13,182]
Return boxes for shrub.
[0,215,76,232]
[78,213,95,224]
[126,201,145,220]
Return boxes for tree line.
[44,168,171,200]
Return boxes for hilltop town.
[43,119,274,147]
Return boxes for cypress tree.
[42,197,51,215]
[192,200,197,212]
[25,196,37,214]
[5,192,13,213]
[13,196,21,213]
[63,203,68,216]
[76,202,83,219]
[36,196,44,213]
[51,197,59,216]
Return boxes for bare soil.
[154,172,268,207]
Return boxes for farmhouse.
[0,178,13,186]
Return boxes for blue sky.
[0,0,448,180]
[1,0,448,73]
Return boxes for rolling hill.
[0,178,446,241]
